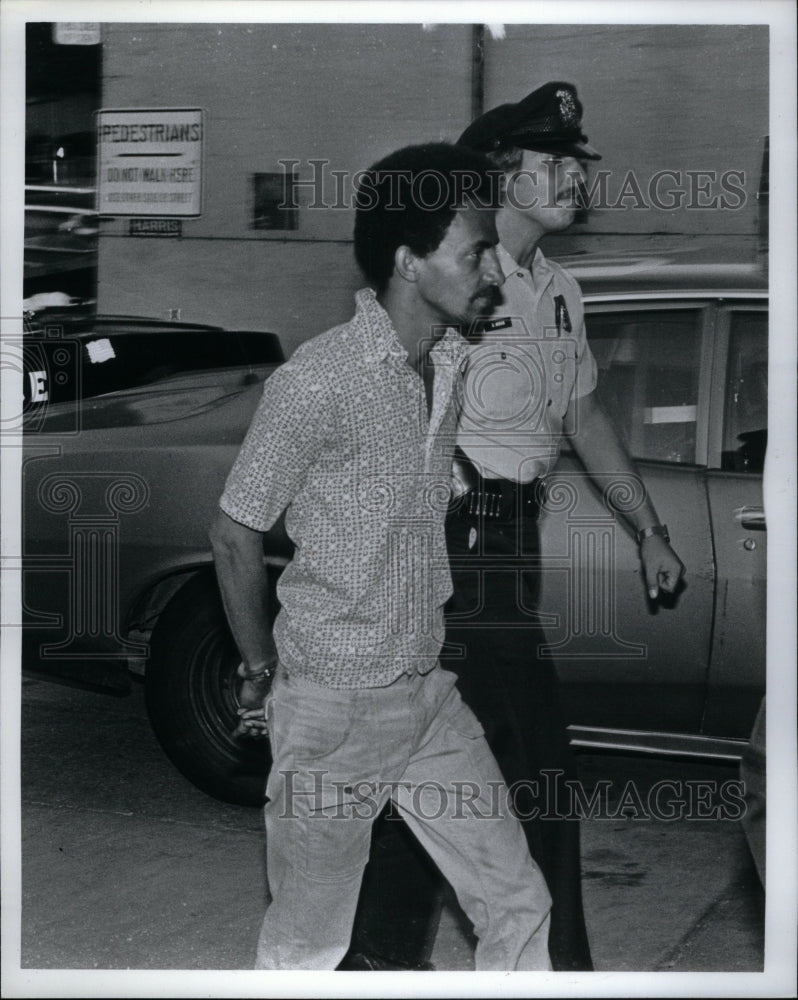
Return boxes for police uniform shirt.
[456,244,597,483]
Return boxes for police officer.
[342,82,685,972]
[447,79,685,972]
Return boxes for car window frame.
[580,296,716,468]
[706,299,769,472]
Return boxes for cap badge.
[556,88,579,128]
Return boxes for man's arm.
[210,354,332,726]
[564,389,685,599]
[209,510,277,717]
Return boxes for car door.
[538,299,717,739]
[702,303,767,738]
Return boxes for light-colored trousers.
[255,663,552,970]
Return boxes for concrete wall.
[96,23,768,355]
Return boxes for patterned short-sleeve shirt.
[456,244,598,482]
[220,288,468,688]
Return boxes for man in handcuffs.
[211,142,555,971]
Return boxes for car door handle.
[737,506,766,531]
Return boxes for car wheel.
[145,571,272,806]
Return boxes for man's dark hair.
[354,142,502,290]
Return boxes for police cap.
[458,81,601,161]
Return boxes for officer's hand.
[640,536,685,599]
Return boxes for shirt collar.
[355,287,468,372]
[355,288,407,364]
[431,326,469,373]
[496,244,554,292]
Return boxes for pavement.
[4,675,794,998]
[431,757,767,973]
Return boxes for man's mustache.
[471,284,503,309]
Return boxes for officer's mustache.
[558,176,589,210]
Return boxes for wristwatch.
[636,523,670,546]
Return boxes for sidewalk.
[431,779,765,971]
[15,679,768,981]
[19,764,764,973]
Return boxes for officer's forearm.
[565,391,663,534]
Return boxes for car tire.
[145,571,273,806]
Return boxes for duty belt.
[450,449,544,523]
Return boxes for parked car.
[537,247,766,759]
[21,248,767,805]
[24,185,98,300]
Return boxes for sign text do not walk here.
[96,108,203,217]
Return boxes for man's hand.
[640,535,685,599]
[232,673,272,739]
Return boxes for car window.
[721,311,768,473]
[80,331,250,399]
[23,330,249,408]
[235,331,285,365]
[586,307,704,464]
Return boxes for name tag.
[481,317,513,332]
